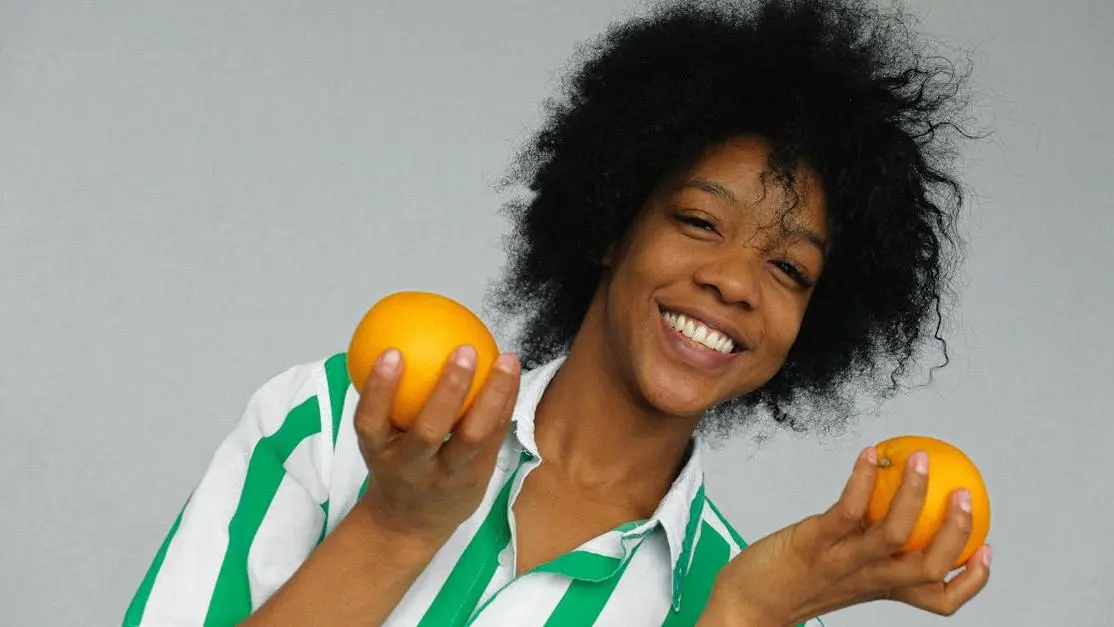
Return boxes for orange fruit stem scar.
[346,291,500,430]
[865,435,991,569]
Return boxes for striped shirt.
[124,354,823,626]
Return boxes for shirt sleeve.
[123,360,333,627]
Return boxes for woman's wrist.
[697,582,785,627]
[347,498,448,561]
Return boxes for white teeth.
[682,319,696,338]
[693,326,707,343]
[661,309,736,354]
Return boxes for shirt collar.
[509,356,709,608]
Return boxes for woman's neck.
[531,305,701,510]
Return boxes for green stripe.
[357,474,369,500]
[417,453,528,627]
[543,544,643,626]
[671,484,706,608]
[661,521,731,627]
[323,353,350,448]
[203,396,322,626]
[705,499,748,549]
[123,498,190,626]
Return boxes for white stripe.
[282,430,328,506]
[247,459,327,609]
[141,364,317,624]
[468,572,571,627]
[473,540,515,620]
[593,531,674,625]
[576,529,629,559]
[312,361,338,484]
[325,386,365,535]
[701,502,744,560]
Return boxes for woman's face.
[597,135,829,417]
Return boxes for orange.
[865,435,991,568]
[346,291,500,430]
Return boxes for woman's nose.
[692,251,763,310]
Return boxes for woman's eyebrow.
[678,179,739,205]
[680,178,828,252]
[785,225,828,253]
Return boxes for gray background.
[2,0,1111,625]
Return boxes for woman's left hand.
[698,447,991,626]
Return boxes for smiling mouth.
[659,307,741,354]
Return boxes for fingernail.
[454,345,477,369]
[911,451,928,475]
[376,348,401,373]
[982,545,992,567]
[865,447,878,465]
[956,489,972,513]
[494,353,519,375]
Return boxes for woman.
[124,0,990,625]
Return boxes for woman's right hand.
[352,345,521,548]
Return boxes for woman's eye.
[773,260,815,289]
[677,214,717,232]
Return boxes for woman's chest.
[510,468,648,576]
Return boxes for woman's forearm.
[241,502,443,626]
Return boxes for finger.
[353,348,403,457]
[893,545,991,616]
[860,488,975,589]
[440,353,520,472]
[458,374,518,473]
[861,450,929,560]
[917,488,975,582]
[820,447,878,539]
[396,345,477,460]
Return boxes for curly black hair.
[488,0,975,435]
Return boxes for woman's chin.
[639,374,719,419]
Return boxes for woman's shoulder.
[227,352,354,479]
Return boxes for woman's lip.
[659,313,738,371]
